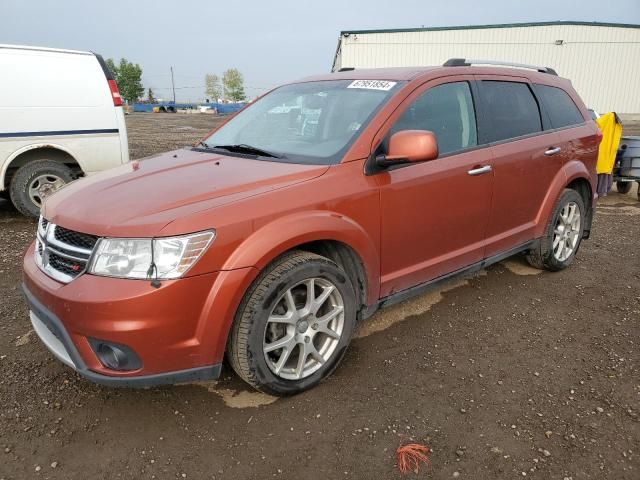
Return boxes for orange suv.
[23,59,601,395]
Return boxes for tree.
[222,68,246,102]
[205,74,222,102]
[147,87,156,103]
[105,58,144,104]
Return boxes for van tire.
[227,250,357,396]
[9,160,73,218]
[526,189,585,271]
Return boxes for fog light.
[88,338,141,371]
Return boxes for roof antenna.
[146,239,161,289]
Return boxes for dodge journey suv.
[23,59,600,395]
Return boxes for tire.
[526,188,585,272]
[227,250,357,396]
[616,181,633,195]
[9,160,73,218]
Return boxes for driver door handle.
[544,147,562,156]
[467,165,492,176]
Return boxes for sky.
[3,0,639,102]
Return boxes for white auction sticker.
[347,80,397,91]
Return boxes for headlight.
[89,231,215,280]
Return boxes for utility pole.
[170,66,176,104]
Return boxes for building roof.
[340,21,640,36]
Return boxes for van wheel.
[616,181,632,195]
[227,251,357,396]
[526,189,585,271]
[9,160,73,217]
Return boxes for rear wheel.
[9,160,73,217]
[526,189,585,271]
[616,181,633,195]
[227,251,357,396]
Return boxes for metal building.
[332,21,640,113]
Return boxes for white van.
[0,44,129,217]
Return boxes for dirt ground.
[1,113,639,480]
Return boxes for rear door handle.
[467,165,492,176]
[544,147,562,156]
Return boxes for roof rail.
[443,58,558,75]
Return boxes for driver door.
[374,78,494,297]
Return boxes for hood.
[43,148,329,237]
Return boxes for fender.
[1,142,82,189]
[533,159,593,238]
[221,210,380,304]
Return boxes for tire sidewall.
[243,260,357,395]
[542,189,586,270]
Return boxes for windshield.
[201,80,402,164]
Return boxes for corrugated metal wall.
[334,24,640,113]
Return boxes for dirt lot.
[1,113,639,480]
[125,112,226,159]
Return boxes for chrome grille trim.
[35,217,98,283]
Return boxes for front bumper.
[23,242,257,387]
[24,284,221,387]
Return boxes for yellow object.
[152,106,160,113]
[595,112,622,174]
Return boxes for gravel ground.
[125,112,225,159]
[0,113,639,480]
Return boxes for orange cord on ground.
[396,443,431,474]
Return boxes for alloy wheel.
[552,201,581,262]
[263,277,345,380]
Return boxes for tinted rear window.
[535,84,585,129]
[479,81,542,143]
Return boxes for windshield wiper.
[211,144,283,159]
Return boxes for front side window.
[202,80,402,165]
[479,81,542,143]
[535,84,585,129]
[391,82,477,156]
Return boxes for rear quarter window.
[534,84,585,129]
[478,81,542,143]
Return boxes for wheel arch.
[283,239,369,320]
[2,144,83,191]
[566,177,592,210]
[221,210,380,308]
[534,160,594,238]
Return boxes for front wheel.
[227,251,357,396]
[9,160,73,217]
[526,189,585,271]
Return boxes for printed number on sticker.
[347,80,397,91]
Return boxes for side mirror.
[377,130,438,167]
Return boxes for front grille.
[35,217,98,283]
[54,226,98,250]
